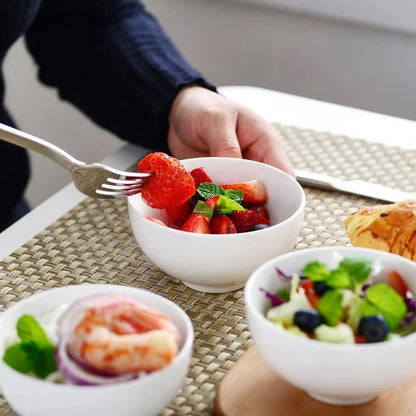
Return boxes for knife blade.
[295,169,416,203]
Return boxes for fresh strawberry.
[230,209,271,233]
[205,195,220,210]
[138,152,195,209]
[221,180,267,206]
[246,205,270,221]
[146,217,168,227]
[189,167,212,188]
[210,215,237,234]
[165,202,192,228]
[181,213,210,234]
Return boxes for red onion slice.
[56,333,138,386]
[58,294,130,338]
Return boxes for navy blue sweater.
[0,0,214,228]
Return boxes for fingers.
[236,109,295,177]
[201,111,242,159]
[257,126,295,177]
[168,86,295,176]
[263,141,295,177]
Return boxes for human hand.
[168,86,294,176]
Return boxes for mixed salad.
[263,255,416,343]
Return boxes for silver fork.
[0,122,150,198]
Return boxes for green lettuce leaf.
[317,290,343,326]
[362,283,407,329]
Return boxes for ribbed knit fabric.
[0,0,215,230]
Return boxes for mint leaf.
[363,283,407,329]
[193,200,213,219]
[3,315,57,379]
[3,343,36,373]
[197,183,225,200]
[17,314,49,344]
[339,257,372,285]
[20,340,41,355]
[223,189,244,203]
[302,262,330,282]
[326,268,351,289]
[317,290,343,326]
[34,345,57,378]
[215,195,244,215]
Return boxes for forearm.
[25,0,215,150]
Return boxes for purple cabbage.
[259,288,286,307]
[401,296,416,326]
[275,267,290,280]
[275,267,306,280]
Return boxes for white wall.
[142,0,416,119]
[4,0,416,208]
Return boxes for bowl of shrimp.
[0,284,193,416]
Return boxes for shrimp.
[66,294,180,376]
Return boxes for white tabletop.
[1,85,416,260]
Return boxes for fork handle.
[0,122,84,171]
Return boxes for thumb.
[202,115,243,159]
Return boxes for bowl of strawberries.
[127,153,305,293]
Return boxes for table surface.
[1,84,415,260]
[1,86,416,416]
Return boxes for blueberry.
[250,223,270,231]
[313,281,330,296]
[293,310,323,333]
[357,315,389,343]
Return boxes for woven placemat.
[1,124,415,416]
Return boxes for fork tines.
[96,176,146,197]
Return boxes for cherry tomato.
[353,334,367,344]
[386,269,408,298]
[299,280,320,309]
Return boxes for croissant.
[344,200,416,261]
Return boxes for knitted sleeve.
[25,0,216,152]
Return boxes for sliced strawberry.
[189,167,212,188]
[146,217,168,227]
[230,209,271,233]
[165,202,192,228]
[246,205,270,221]
[138,152,195,209]
[205,195,220,210]
[210,215,237,234]
[221,180,267,206]
[181,213,210,234]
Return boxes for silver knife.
[295,169,416,203]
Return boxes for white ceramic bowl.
[128,157,305,293]
[0,284,193,416]
[245,246,416,406]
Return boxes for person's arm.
[25,0,215,152]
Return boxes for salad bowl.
[245,246,416,405]
[0,284,193,416]
[128,157,305,293]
